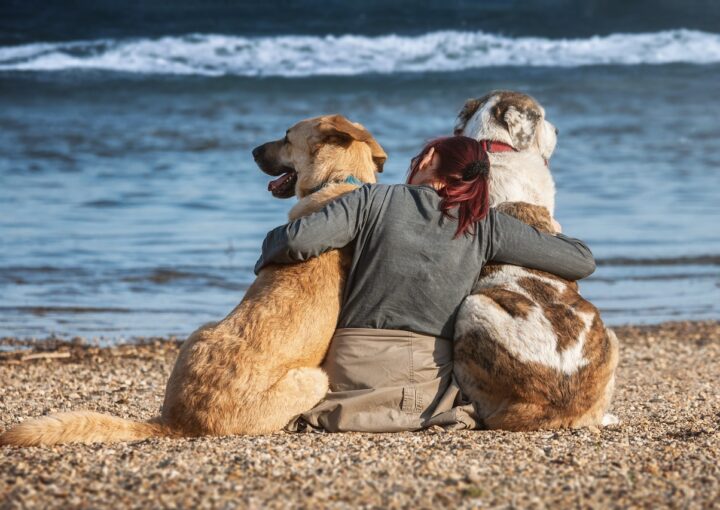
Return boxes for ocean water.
[1,1,719,341]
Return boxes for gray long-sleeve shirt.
[255,184,595,339]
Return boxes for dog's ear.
[364,137,387,173]
[317,115,371,146]
[496,201,554,233]
[454,98,483,135]
[317,115,387,173]
[495,104,541,151]
[347,120,387,173]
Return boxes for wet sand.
[1,321,719,509]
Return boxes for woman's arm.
[254,185,372,274]
[487,211,596,280]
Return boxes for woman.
[254,136,595,432]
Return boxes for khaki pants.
[288,328,479,432]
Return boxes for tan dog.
[0,114,386,446]
[454,202,619,431]
[454,90,557,215]
[453,91,619,430]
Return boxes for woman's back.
[339,183,488,338]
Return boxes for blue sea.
[1,0,719,342]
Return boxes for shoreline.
[2,320,719,508]
[1,319,718,353]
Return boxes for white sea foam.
[1,29,719,76]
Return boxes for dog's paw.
[601,413,620,427]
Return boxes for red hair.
[407,136,491,238]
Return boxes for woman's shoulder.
[354,183,437,214]
[365,183,438,196]
[358,182,410,199]
[370,183,440,202]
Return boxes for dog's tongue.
[268,172,294,193]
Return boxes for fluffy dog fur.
[454,202,619,431]
[453,91,619,430]
[0,114,386,446]
[454,90,558,215]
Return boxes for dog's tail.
[0,411,174,447]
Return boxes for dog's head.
[252,114,387,199]
[495,201,555,234]
[454,91,557,161]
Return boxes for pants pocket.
[401,386,423,413]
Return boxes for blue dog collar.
[309,175,365,195]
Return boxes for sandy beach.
[0,321,718,509]
[3,1,720,508]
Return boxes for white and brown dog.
[453,91,619,431]
[454,90,557,215]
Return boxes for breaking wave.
[1,29,719,77]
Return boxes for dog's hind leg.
[238,367,328,434]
